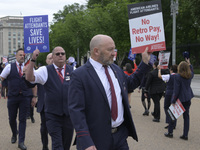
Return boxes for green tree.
[175,0,200,66]
[49,0,200,68]
[50,3,88,64]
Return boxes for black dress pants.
[151,93,163,120]
[7,95,29,143]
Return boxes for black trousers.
[7,95,29,143]
[40,109,48,148]
[151,93,163,119]
[164,94,172,123]
[45,113,74,150]
[168,101,191,136]
[26,97,34,118]
[111,123,129,150]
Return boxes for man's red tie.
[103,65,118,121]
[57,68,64,83]
[19,64,22,77]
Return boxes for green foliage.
[50,3,88,61]
[36,52,48,66]
[193,67,200,74]
[48,0,200,67]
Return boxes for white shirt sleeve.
[161,74,170,82]
[0,64,11,79]
[32,66,48,85]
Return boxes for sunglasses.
[55,52,65,56]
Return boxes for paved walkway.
[191,74,200,98]
[0,89,200,150]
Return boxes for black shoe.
[42,147,49,150]
[143,110,149,116]
[164,132,173,138]
[180,135,188,140]
[153,118,160,122]
[164,125,169,129]
[129,105,131,108]
[31,117,35,123]
[18,142,27,150]
[11,136,17,144]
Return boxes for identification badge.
[65,76,70,81]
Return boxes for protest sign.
[158,51,170,69]
[113,49,118,61]
[128,0,166,54]
[149,54,157,66]
[128,48,136,61]
[24,15,49,53]
[167,99,185,121]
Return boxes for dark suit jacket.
[68,60,151,150]
[171,65,194,103]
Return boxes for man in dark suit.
[25,47,74,150]
[68,34,151,150]
[0,48,36,150]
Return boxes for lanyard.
[55,64,66,80]
[16,62,23,76]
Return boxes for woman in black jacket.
[145,61,166,122]
[164,59,194,140]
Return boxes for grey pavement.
[0,85,200,150]
[191,74,200,98]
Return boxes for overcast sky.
[0,0,87,23]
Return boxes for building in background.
[0,16,24,59]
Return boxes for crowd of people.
[141,58,193,141]
[0,34,194,150]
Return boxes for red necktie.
[19,64,22,77]
[103,65,118,121]
[57,68,64,83]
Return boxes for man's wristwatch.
[33,95,38,98]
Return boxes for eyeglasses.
[55,52,65,56]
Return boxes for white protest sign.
[168,99,185,120]
[158,51,171,69]
[128,0,166,54]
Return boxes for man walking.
[0,48,35,150]
[68,34,151,150]
[25,47,74,150]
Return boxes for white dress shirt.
[89,57,124,128]
[161,74,170,82]
[0,62,24,79]
[161,73,176,83]
[32,63,65,85]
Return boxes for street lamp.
[171,0,178,65]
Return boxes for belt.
[111,123,124,134]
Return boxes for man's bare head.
[46,53,53,65]
[89,34,116,65]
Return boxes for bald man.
[46,53,53,65]
[68,34,152,150]
[26,47,74,150]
